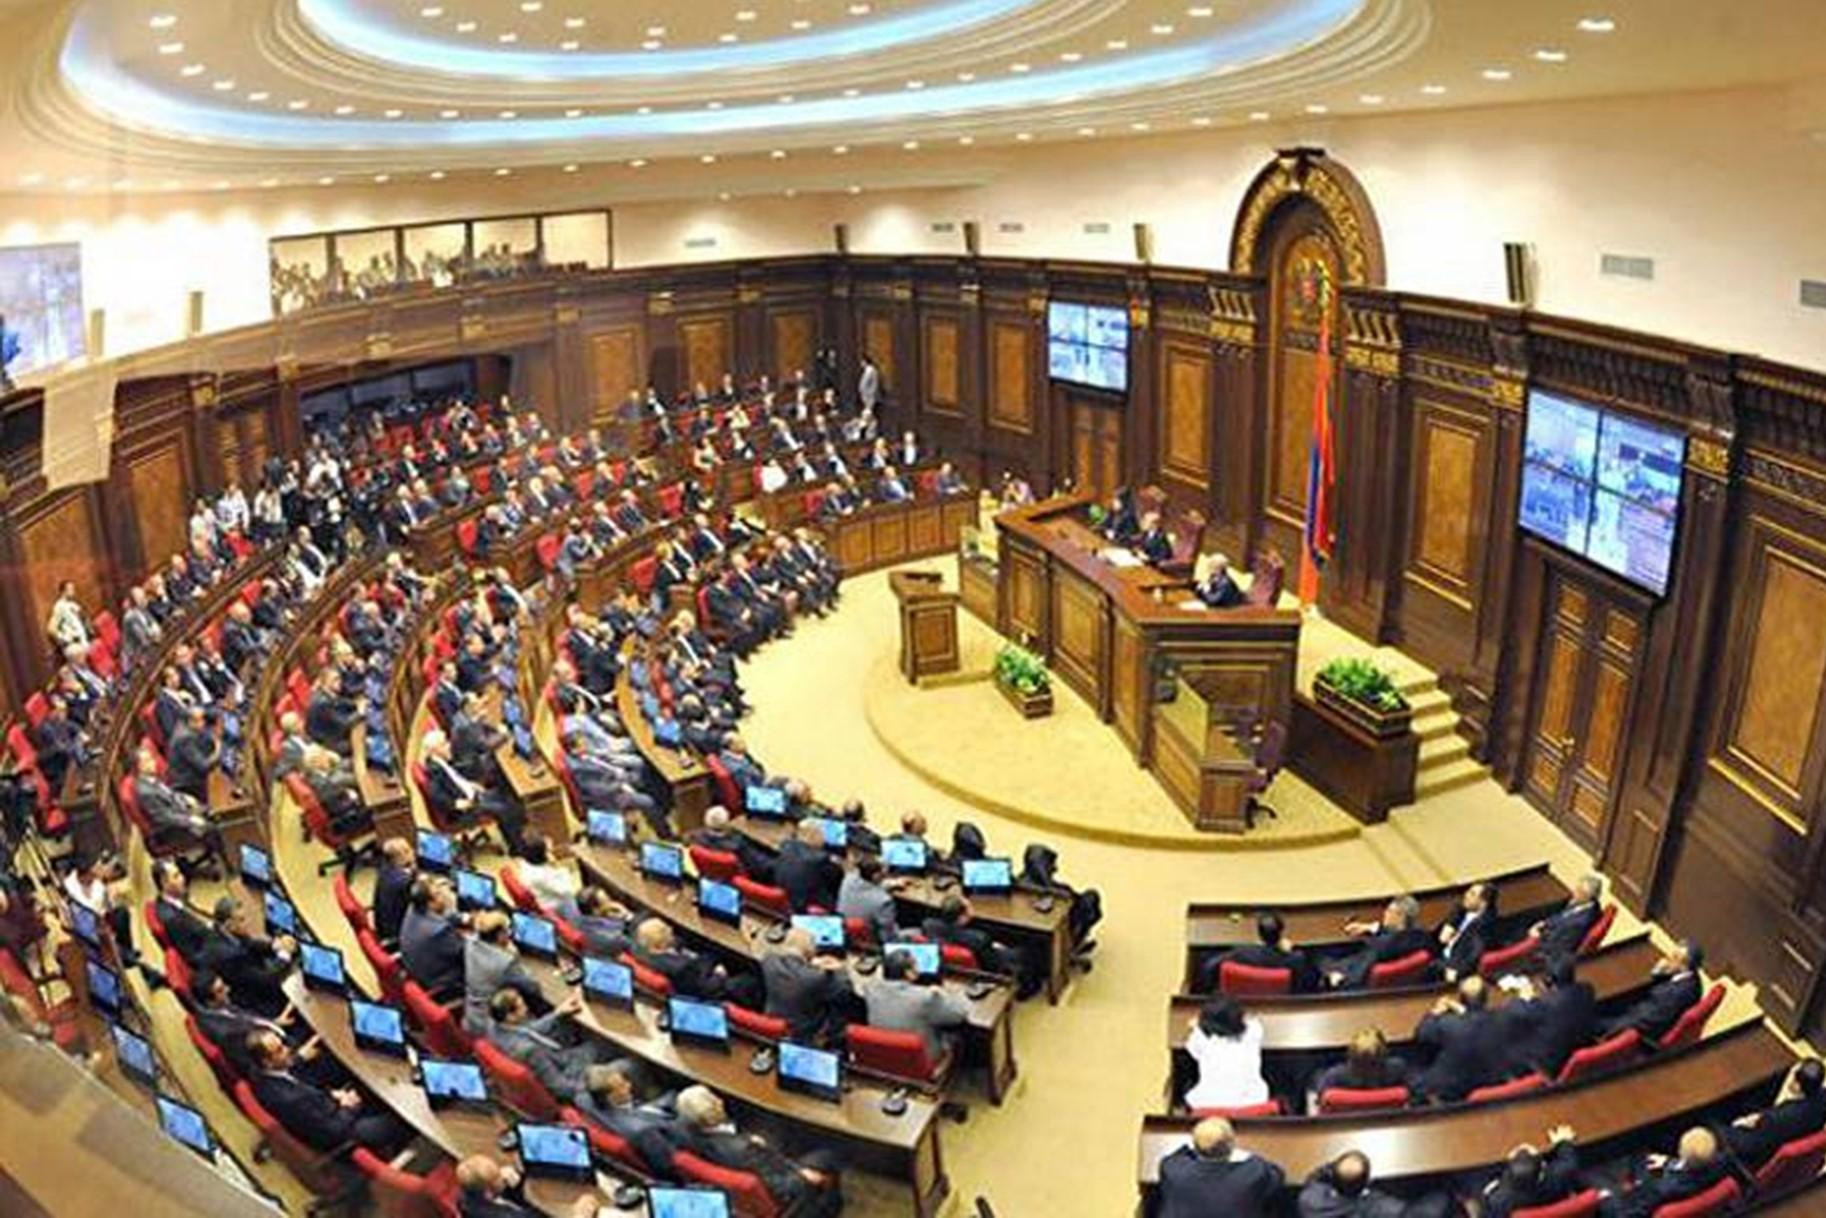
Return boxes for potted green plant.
[1314,656,1412,738]
[993,642,1054,718]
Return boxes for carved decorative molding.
[1490,377,1526,412]
[1231,148,1387,286]
[1345,347,1400,377]
[1686,436,1732,480]
[1744,450,1826,517]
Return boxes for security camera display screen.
[0,242,85,379]
[1047,301,1129,393]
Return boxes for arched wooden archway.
[1230,149,1386,611]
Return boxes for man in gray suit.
[271,711,311,780]
[463,912,545,1035]
[857,354,882,412]
[486,988,622,1105]
[836,855,902,948]
[862,950,970,1060]
[761,927,855,1045]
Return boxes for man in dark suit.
[1327,895,1435,990]
[305,669,364,756]
[561,886,633,959]
[1202,912,1318,993]
[774,819,842,913]
[197,895,296,1018]
[1133,510,1174,563]
[430,661,465,728]
[1600,940,1702,1042]
[1494,957,1596,1079]
[485,988,618,1105]
[249,1030,409,1155]
[30,696,87,790]
[573,1071,684,1175]
[691,806,773,884]
[761,927,856,1045]
[151,858,213,962]
[455,1154,602,1218]
[1412,975,1497,1103]
[422,729,528,854]
[132,750,227,874]
[370,837,416,945]
[1599,1126,1728,1218]
[1477,1127,1584,1218]
[1157,1116,1285,1218]
[1532,873,1606,967]
[1725,1058,1826,1170]
[193,967,337,1083]
[399,875,467,998]
[1194,554,1246,609]
[1297,1151,1425,1217]
[631,917,736,1003]
[670,1085,842,1217]
[1436,881,1498,982]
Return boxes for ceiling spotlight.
[1077,126,1096,136]
[956,71,976,81]
[212,180,230,191]
[318,175,335,185]
[288,98,310,110]
[842,87,860,97]
[785,188,798,198]
[260,178,278,188]
[560,40,579,50]
[18,172,44,186]
[562,163,578,173]
[497,31,518,43]
[441,108,461,117]
[718,33,739,43]
[958,135,975,145]
[906,80,925,89]
[499,109,518,118]
[419,5,443,16]
[564,107,583,117]
[494,167,512,176]
[212,78,235,91]
[247,90,269,101]
[1015,131,1033,141]
[1059,51,1082,62]
[770,149,787,159]
[456,20,476,32]
[373,173,390,183]
[847,2,871,13]
[735,9,757,20]
[847,185,862,194]
[157,41,184,54]
[832,144,850,154]
[777,94,795,103]
[1188,4,1214,15]
[1420,83,1446,95]
[335,104,356,114]
[1248,110,1270,120]
[1577,16,1616,32]
[1534,48,1569,62]
[700,153,717,163]
[429,170,446,179]
[1359,93,1384,104]
[519,1,542,10]
[641,39,662,50]
[902,139,920,149]
[148,14,177,29]
[646,25,666,36]
[1481,67,1513,80]
[565,17,585,29]
[718,191,732,201]
[1009,62,1029,73]
[179,63,205,76]
[1130,121,1150,131]
[1304,103,1328,113]
[706,101,723,110]
[790,19,811,30]
[1106,38,1128,49]
[384,108,403,118]
[637,105,652,114]
[1150,23,1175,35]
[628,158,648,168]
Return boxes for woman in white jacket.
[1182,996,1270,1112]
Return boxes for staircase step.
[1404,688,1451,717]
[1418,736,1471,770]
[1413,716,1459,743]
[1415,756,1488,799]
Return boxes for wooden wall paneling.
[104,374,203,578]
[1259,220,1340,564]
[2,483,113,689]
[767,307,818,387]
[1398,394,1491,671]
[1209,280,1264,563]
[1323,288,1407,642]
[921,311,962,419]
[986,314,1036,440]
[589,321,645,423]
[550,292,591,436]
[1124,272,1157,492]
[678,313,733,394]
[1157,337,1213,497]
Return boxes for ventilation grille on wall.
[684,236,718,250]
[998,221,1025,234]
[1082,222,1111,235]
[1599,253,1655,281]
[1800,280,1826,309]
[929,221,956,234]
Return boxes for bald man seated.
[454,1154,601,1218]
[1156,1117,1285,1218]
[1599,1126,1728,1218]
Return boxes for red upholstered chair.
[631,556,658,596]
[1657,984,1725,1051]
[1245,549,1286,607]
[657,484,684,519]
[1218,962,1293,996]
[402,980,473,1060]
[1367,949,1432,989]
[624,952,674,998]
[1650,1177,1740,1217]
[1466,1073,1550,1103]
[690,844,743,882]
[559,1107,647,1175]
[0,948,82,1052]
[535,533,562,573]
[802,489,827,518]
[549,911,588,956]
[733,876,792,920]
[673,1150,783,1218]
[1557,1029,1641,1085]
[350,1148,460,1218]
[456,519,480,556]
[1157,512,1208,579]
[702,754,742,811]
[725,1003,789,1044]
[1479,935,1542,977]
[845,1024,949,1091]
[844,917,876,950]
[474,1038,561,1121]
[1317,1086,1410,1114]
[357,927,408,1007]
[571,471,595,502]
[93,611,121,654]
[230,1079,361,1204]
[1513,1190,1603,1218]
[288,772,379,876]
[1753,1128,1826,1199]
[164,946,194,999]
[1190,1099,1284,1118]
[332,874,371,937]
[939,943,979,972]
[119,773,187,861]
[1580,905,1618,956]
[185,1014,239,1092]
[23,691,52,728]
[498,864,544,914]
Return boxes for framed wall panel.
[126,442,190,568]
[987,317,1034,435]
[1159,340,1211,490]
[679,314,731,392]
[768,308,817,385]
[862,313,896,395]
[922,315,961,416]
[590,324,644,416]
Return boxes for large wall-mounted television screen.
[1518,388,1686,595]
[1047,301,1129,394]
[0,242,85,380]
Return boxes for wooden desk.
[615,673,711,835]
[1182,862,1569,988]
[576,843,1018,1104]
[497,742,571,858]
[1151,679,1254,833]
[351,722,414,843]
[516,958,951,1218]
[993,496,1302,828]
[888,570,960,683]
[735,816,1077,1005]
[1137,1010,1790,1191]
[207,768,263,858]
[824,496,978,576]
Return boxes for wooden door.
[1522,568,1646,853]
[1064,398,1123,501]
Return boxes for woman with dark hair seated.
[1183,996,1269,1112]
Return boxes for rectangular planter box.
[1289,690,1418,824]
[995,674,1054,718]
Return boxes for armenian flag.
[1298,307,1336,606]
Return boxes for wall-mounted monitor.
[1518,388,1686,596]
[1047,301,1129,394]
[0,241,85,378]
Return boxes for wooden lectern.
[890,569,961,684]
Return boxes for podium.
[890,570,961,684]
[1151,676,1257,833]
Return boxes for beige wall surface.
[3,84,1822,371]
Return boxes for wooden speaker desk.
[889,568,961,683]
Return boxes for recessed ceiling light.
[1420,83,1447,95]
[1359,93,1384,104]
[847,2,871,13]
[212,180,229,190]
[211,78,235,91]
[1015,131,1033,141]
[902,139,919,150]
[318,175,335,185]
[335,104,355,114]
[1304,103,1328,114]
[628,158,647,168]
[497,31,518,43]
[1248,110,1270,121]
[384,108,403,118]
[637,105,652,114]
[1151,23,1175,35]
[1009,62,1029,73]
[718,32,738,43]
[499,109,518,118]
[705,100,723,110]
[562,163,578,173]
[260,178,278,188]
[770,149,787,159]
[180,63,205,76]
[842,87,860,97]
[646,25,666,36]
[735,9,757,20]
[641,39,662,50]
[906,80,925,89]
[1077,126,1096,136]
[288,99,310,110]
[1130,121,1150,131]
[564,17,585,29]
[157,41,184,54]
[847,185,862,194]
[956,71,976,81]
[494,167,512,176]
[519,1,542,11]
[1534,48,1569,63]
[564,107,583,117]
[373,173,390,183]
[429,170,446,179]
[832,144,850,154]
[19,172,43,186]
[700,153,717,163]
[1481,67,1513,81]
[455,20,476,32]
[419,4,443,16]
[148,14,177,29]
[1577,16,1616,32]
[790,19,811,30]
[1106,38,1128,50]
[785,188,798,198]
[777,94,795,103]
[560,40,579,50]
[1187,4,1213,15]
[441,108,461,118]
[958,135,975,145]
[247,90,269,101]
[1059,51,1082,62]
[1191,115,1213,126]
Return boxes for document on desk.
[1100,548,1145,568]
[1177,600,1208,612]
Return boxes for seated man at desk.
[1411,975,1498,1104]
[774,820,843,914]
[486,987,626,1106]
[573,1071,684,1176]
[198,895,297,1018]
[150,858,213,962]
[1098,486,1140,544]
[874,464,912,504]
[762,926,857,1045]
[1599,939,1703,1042]
[248,1029,411,1156]
[836,855,904,948]
[667,1085,844,1218]
[1725,1058,1826,1170]
[863,949,971,1062]
[1436,881,1499,982]
[1492,957,1596,1081]
[691,806,774,882]
[1157,1117,1284,1218]
[632,917,759,1007]
[1531,872,1607,968]
[131,748,229,877]
[421,728,530,855]
[400,875,469,997]
[370,838,416,945]
[464,911,549,1036]
[305,666,365,757]
[559,886,634,959]
[1325,895,1436,990]
[299,743,375,839]
[1132,510,1175,564]
[1199,912,1317,994]
[1475,1127,1584,1218]
[1598,1126,1729,1218]
[193,966,337,1084]
[1193,553,1245,609]
[456,1155,604,1218]
[515,834,579,910]
[30,695,88,790]
[1298,1150,1451,1218]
